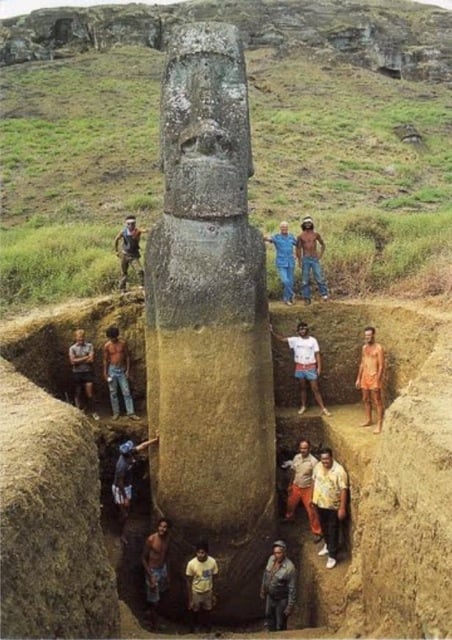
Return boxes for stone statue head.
[161,22,253,219]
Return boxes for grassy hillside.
[1,44,451,314]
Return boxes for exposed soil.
[1,293,451,639]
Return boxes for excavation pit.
[1,294,451,638]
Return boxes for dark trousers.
[265,595,288,631]
[317,507,340,559]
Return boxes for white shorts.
[112,484,132,504]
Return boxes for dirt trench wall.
[0,358,119,639]
[352,328,452,639]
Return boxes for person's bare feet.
[373,426,382,434]
[360,421,372,427]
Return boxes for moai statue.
[145,22,275,620]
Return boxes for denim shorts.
[295,368,318,381]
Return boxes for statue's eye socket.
[181,138,197,153]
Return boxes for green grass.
[0,45,451,314]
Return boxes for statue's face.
[161,23,253,219]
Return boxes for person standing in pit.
[103,325,140,421]
[264,221,297,305]
[270,321,331,416]
[260,539,297,632]
[312,447,348,570]
[68,328,99,420]
[355,326,385,434]
[186,541,219,633]
[281,438,323,542]
[113,436,159,544]
[141,518,172,629]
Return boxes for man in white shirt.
[270,322,331,416]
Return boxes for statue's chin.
[165,158,248,219]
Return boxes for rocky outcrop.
[1,0,451,82]
[0,358,119,639]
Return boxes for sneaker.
[321,408,332,417]
[112,414,120,421]
[285,300,293,306]
[298,406,307,415]
[91,412,100,421]
[326,557,337,569]
[318,543,329,557]
[128,414,140,421]
[304,298,311,305]
[312,534,323,544]
[322,296,328,302]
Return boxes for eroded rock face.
[0,358,119,639]
[145,22,275,620]
[1,0,451,83]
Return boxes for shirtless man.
[296,216,329,304]
[355,326,385,434]
[103,325,140,420]
[141,518,171,627]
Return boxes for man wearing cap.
[312,447,348,570]
[112,435,159,543]
[270,322,331,416]
[264,222,297,305]
[296,217,328,304]
[114,215,146,292]
[260,540,296,631]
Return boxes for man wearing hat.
[260,540,296,631]
[296,216,329,304]
[112,435,159,543]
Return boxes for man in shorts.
[271,321,331,416]
[68,328,99,420]
[141,518,171,628]
[112,435,159,543]
[186,541,218,632]
[355,326,385,434]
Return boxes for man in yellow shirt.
[312,447,348,569]
[186,541,218,632]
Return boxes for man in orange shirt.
[355,326,385,434]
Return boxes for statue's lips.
[165,157,247,217]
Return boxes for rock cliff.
[1,0,451,82]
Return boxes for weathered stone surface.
[145,22,276,620]
[1,0,451,82]
[0,358,119,639]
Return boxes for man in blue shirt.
[264,222,297,305]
